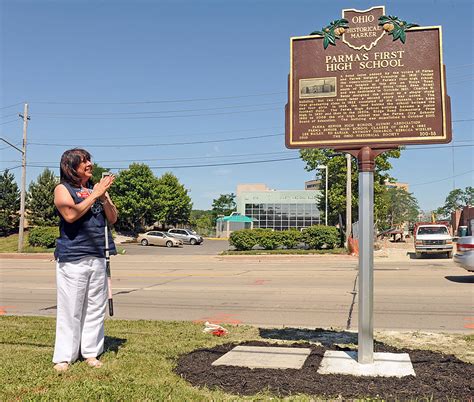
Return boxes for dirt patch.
[175,337,473,399]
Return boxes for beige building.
[236,183,272,195]
[385,180,409,191]
[304,179,321,190]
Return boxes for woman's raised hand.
[93,175,115,199]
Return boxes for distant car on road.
[454,236,474,272]
[137,231,183,248]
[168,228,203,245]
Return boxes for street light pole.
[346,153,352,245]
[316,165,328,226]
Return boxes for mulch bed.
[175,339,473,399]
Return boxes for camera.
[102,172,112,178]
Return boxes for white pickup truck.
[414,222,453,259]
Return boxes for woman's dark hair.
[60,148,93,187]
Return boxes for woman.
[52,148,118,372]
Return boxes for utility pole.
[345,153,352,246]
[18,103,29,252]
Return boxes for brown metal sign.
[285,6,452,149]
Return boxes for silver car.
[167,228,203,245]
[137,231,183,248]
[453,236,474,272]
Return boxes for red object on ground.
[211,328,227,336]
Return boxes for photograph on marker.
[299,77,337,98]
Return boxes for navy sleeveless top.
[54,182,117,263]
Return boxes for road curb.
[0,253,54,260]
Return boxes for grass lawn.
[0,233,54,253]
[0,316,273,400]
[1,316,472,400]
[0,233,125,254]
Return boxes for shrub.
[28,226,59,248]
[280,230,302,249]
[229,229,257,251]
[301,225,339,250]
[253,228,280,250]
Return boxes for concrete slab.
[211,346,311,369]
[318,350,416,377]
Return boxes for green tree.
[381,187,419,230]
[26,168,59,226]
[190,210,214,235]
[211,193,236,222]
[109,163,160,233]
[299,148,401,228]
[155,172,192,227]
[462,186,474,206]
[435,186,474,218]
[91,163,110,184]
[0,170,20,236]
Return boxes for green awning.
[216,215,254,223]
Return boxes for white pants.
[53,256,107,364]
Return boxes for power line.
[1,113,19,119]
[5,141,472,165]
[448,73,474,80]
[0,165,22,173]
[0,119,20,126]
[405,144,474,151]
[29,125,282,141]
[27,156,302,170]
[3,150,297,164]
[449,78,474,85]
[448,63,474,70]
[31,91,286,105]
[35,107,280,120]
[33,102,283,116]
[0,102,23,110]
[25,117,471,142]
[17,146,474,171]
[28,136,474,150]
[411,169,473,187]
[29,133,284,148]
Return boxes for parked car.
[167,228,203,245]
[137,231,183,248]
[453,236,474,272]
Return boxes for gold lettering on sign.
[325,51,405,72]
[297,69,437,140]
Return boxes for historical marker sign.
[285,6,452,149]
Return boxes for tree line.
[0,164,193,235]
[299,149,472,231]
[1,157,472,237]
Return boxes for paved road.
[1,250,472,333]
[121,238,229,255]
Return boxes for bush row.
[229,226,340,251]
[28,226,59,248]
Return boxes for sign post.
[286,6,451,369]
[357,147,374,363]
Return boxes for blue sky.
[1,0,472,211]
